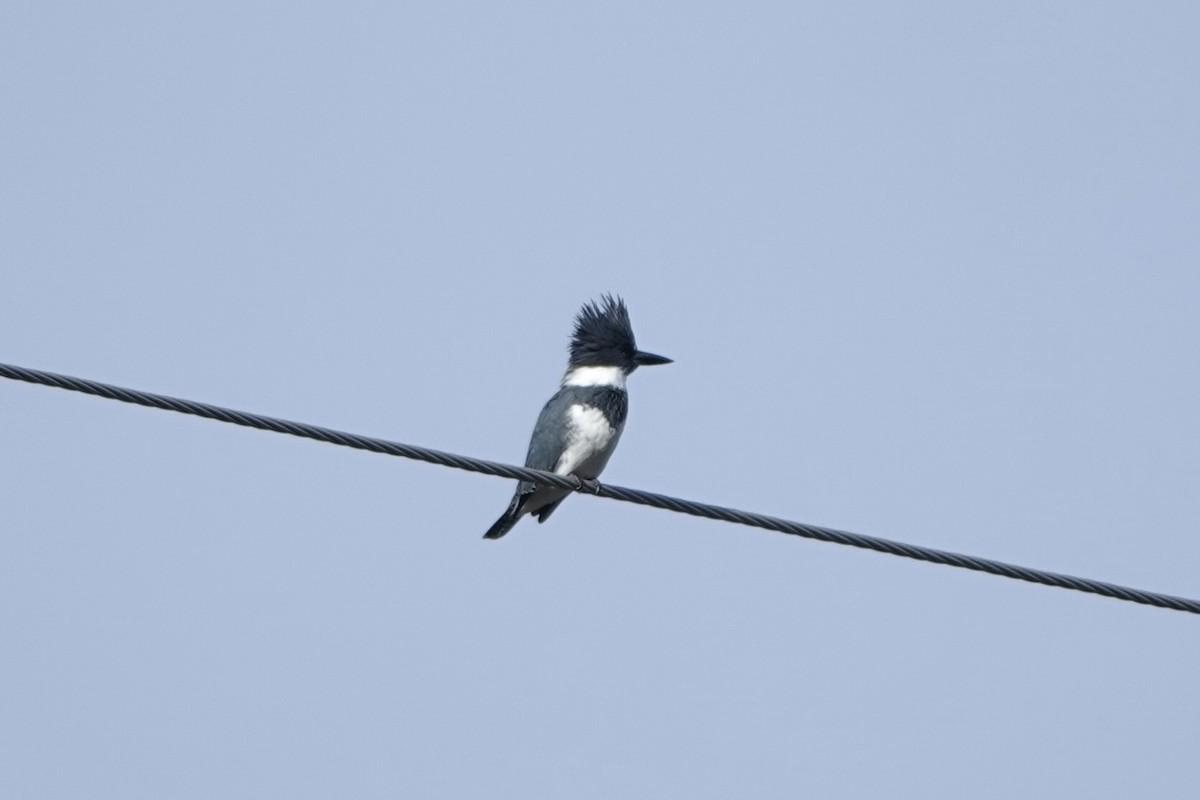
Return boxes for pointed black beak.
[633,350,673,367]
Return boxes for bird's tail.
[483,496,523,540]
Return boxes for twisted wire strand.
[3,361,1198,616]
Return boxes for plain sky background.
[2,2,1198,797]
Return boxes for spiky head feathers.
[569,294,639,370]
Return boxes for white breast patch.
[555,404,621,478]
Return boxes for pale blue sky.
[3,3,1199,797]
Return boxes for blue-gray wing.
[521,386,628,473]
[520,391,574,485]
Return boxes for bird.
[484,295,672,539]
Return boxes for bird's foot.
[573,477,602,494]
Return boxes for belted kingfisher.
[484,295,672,539]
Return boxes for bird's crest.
[569,294,637,368]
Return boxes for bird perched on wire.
[484,295,672,539]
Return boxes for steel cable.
[3,360,1197,615]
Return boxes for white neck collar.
[562,365,627,389]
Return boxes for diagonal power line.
[3,360,1198,616]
